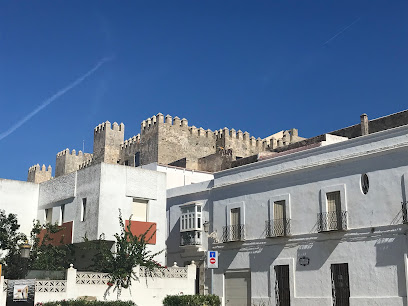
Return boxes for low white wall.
[0,263,197,306]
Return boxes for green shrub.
[163,294,221,306]
[35,301,136,306]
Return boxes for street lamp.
[19,241,31,259]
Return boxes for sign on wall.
[6,279,35,306]
[207,251,218,269]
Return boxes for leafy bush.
[36,301,136,306]
[163,294,221,306]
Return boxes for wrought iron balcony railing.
[265,219,291,237]
[317,211,347,232]
[402,201,408,223]
[180,231,202,246]
[222,224,245,242]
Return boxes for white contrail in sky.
[323,17,361,46]
[0,57,112,141]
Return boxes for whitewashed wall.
[0,179,39,237]
[142,162,214,189]
[168,125,408,305]
[36,163,167,264]
[0,264,196,306]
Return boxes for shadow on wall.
[295,235,342,271]
[375,235,406,297]
[249,242,285,297]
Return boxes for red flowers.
[107,281,114,287]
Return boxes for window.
[132,198,148,222]
[222,202,245,242]
[180,204,202,232]
[81,198,87,222]
[135,152,140,167]
[180,203,202,246]
[361,173,369,194]
[60,204,65,225]
[318,185,347,232]
[124,160,129,166]
[45,208,52,223]
[267,195,291,237]
[267,200,290,237]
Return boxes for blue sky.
[0,1,407,181]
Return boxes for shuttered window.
[132,198,148,222]
[231,208,241,226]
[327,191,341,214]
[274,200,285,220]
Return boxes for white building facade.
[167,124,408,306]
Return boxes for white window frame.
[226,202,245,227]
[319,184,347,214]
[180,203,202,232]
[269,258,295,301]
[268,194,291,221]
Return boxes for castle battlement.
[57,148,92,158]
[94,121,124,134]
[27,164,52,183]
[78,157,93,170]
[28,164,52,173]
[121,134,141,149]
[32,113,304,179]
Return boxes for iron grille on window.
[180,231,202,246]
[222,224,245,242]
[266,219,291,237]
[317,211,347,232]
[402,201,408,223]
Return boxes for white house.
[167,123,408,305]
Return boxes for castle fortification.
[28,113,304,180]
[27,164,52,183]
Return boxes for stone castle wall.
[55,149,92,177]
[29,113,305,180]
[93,121,124,164]
[27,164,52,183]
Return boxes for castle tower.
[93,121,125,164]
[27,164,52,183]
[55,149,93,177]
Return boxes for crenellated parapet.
[55,148,93,177]
[78,156,93,170]
[93,120,125,164]
[57,148,92,159]
[120,134,141,150]
[27,164,52,183]
[268,128,305,150]
[94,121,124,134]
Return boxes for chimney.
[360,113,369,136]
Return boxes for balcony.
[265,219,291,237]
[317,211,347,232]
[222,224,245,242]
[180,231,202,246]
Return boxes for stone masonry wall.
[55,149,92,177]
[27,164,52,183]
[156,114,217,165]
[93,121,124,164]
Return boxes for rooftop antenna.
[83,140,85,152]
